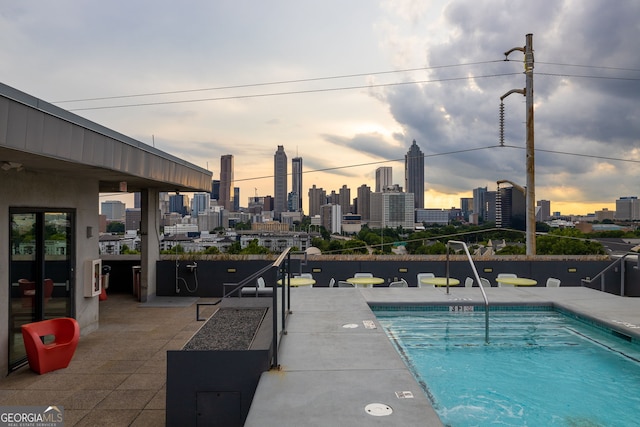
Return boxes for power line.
[233,143,639,185]
[68,72,520,112]
[536,61,640,73]
[233,146,499,183]
[54,60,505,104]
[502,144,640,164]
[537,72,640,81]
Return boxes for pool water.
[375,308,640,427]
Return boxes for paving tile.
[95,389,157,410]
[116,373,166,390]
[130,409,166,427]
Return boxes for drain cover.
[342,323,359,328]
[365,403,393,416]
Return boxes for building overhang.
[0,82,211,193]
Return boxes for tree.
[107,222,125,233]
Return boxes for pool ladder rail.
[447,240,490,344]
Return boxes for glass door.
[9,209,74,371]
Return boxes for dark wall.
[150,258,612,297]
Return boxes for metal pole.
[524,33,536,256]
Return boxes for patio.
[1,286,640,426]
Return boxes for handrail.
[447,240,490,344]
[581,252,637,296]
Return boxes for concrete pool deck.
[2,286,639,426]
[245,286,640,427]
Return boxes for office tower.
[460,197,473,221]
[292,157,303,213]
[211,180,220,201]
[473,187,487,222]
[220,155,233,211]
[370,190,415,229]
[287,192,299,212]
[191,192,210,217]
[125,208,141,231]
[101,200,126,221]
[169,194,189,216]
[274,146,287,219]
[375,167,392,192]
[496,186,526,229]
[308,185,326,217]
[133,192,141,209]
[327,190,339,205]
[233,187,240,212]
[405,140,425,209]
[320,204,342,234]
[357,184,371,222]
[338,185,351,214]
[537,200,551,221]
[615,196,640,220]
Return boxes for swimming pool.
[374,306,640,427]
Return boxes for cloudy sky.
[2,0,639,215]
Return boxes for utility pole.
[501,34,535,255]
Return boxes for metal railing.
[447,240,490,344]
[581,252,639,296]
[196,247,293,369]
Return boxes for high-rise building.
[460,197,473,221]
[320,204,342,234]
[233,187,240,212]
[211,180,220,201]
[496,186,526,229]
[405,140,425,209]
[291,157,303,213]
[370,190,415,229]
[356,184,371,222]
[473,187,487,222]
[191,192,210,217]
[125,208,141,231]
[537,200,551,221]
[169,194,189,216]
[308,185,326,217]
[133,192,141,209]
[220,155,233,211]
[101,200,126,221]
[338,185,351,214]
[615,196,640,220]
[274,146,287,219]
[375,167,392,192]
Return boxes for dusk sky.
[2,1,639,216]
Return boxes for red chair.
[18,279,36,308]
[21,318,80,374]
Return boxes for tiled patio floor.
[0,293,218,426]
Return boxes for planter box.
[166,298,274,427]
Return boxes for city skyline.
[7,2,638,216]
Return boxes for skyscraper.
[220,155,233,211]
[274,146,287,219]
[191,192,210,217]
[473,187,488,222]
[405,140,425,209]
[375,167,392,192]
[211,180,220,201]
[338,185,351,214]
[291,157,303,213]
[357,184,371,221]
[308,185,326,217]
